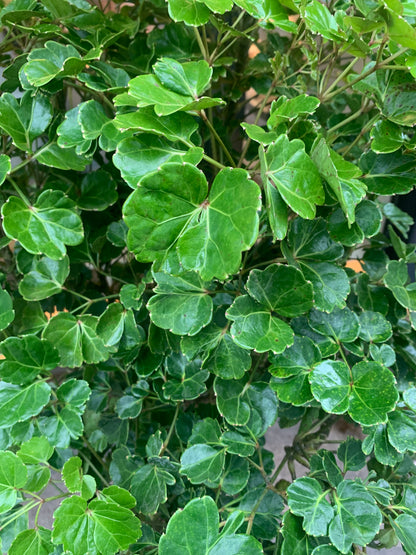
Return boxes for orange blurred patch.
[45,307,68,320]
[346,259,363,273]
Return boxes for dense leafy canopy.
[0,0,415,553]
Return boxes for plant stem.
[6,176,31,206]
[200,110,236,167]
[159,402,180,456]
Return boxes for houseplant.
[0,0,416,552]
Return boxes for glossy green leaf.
[114,106,198,142]
[304,0,342,40]
[17,436,53,464]
[2,190,83,259]
[131,464,175,514]
[284,217,344,262]
[178,167,261,280]
[391,514,416,554]
[167,0,210,26]
[57,378,91,408]
[0,382,51,429]
[0,92,52,151]
[238,487,283,540]
[226,295,294,353]
[329,481,381,553]
[301,262,350,312]
[56,105,92,153]
[19,255,69,300]
[312,139,366,225]
[78,99,109,140]
[371,119,404,153]
[159,496,263,554]
[76,170,117,211]
[0,289,14,331]
[123,162,207,258]
[360,151,416,195]
[310,361,350,414]
[287,477,333,536]
[247,264,313,317]
[125,61,223,116]
[23,41,83,87]
[42,313,109,367]
[221,431,256,456]
[148,259,213,336]
[9,527,53,555]
[270,336,321,378]
[337,438,365,472]
[348,361,398,425]
[262,137,324,219]
[358,310,392,343]
[271,372,314,406]
[180,444,225,485]
[0,154,10,186]
[387,411,416,453]
[164,353,209,400]
[309,307,360,343]
[384,260,416,310]
[241,123,279,145]
[36,143,90,171]
[281,512,321,555]
[0,451,27,514]
[52,496,141,554]
[214,377,250,426]
[203,333,251,379]
[268,95,320,128]
[114,136,203,188]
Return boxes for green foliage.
[0,0,415,552]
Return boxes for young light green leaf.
[159,495,263,554]
[329,481,381,553]
[167,0,210,26]
[0,92,52,151]
[9,527,53,555]
[23,41,83,87]
[52,496,141,554]
[42,312,109,367]
[267,95,320,128]
[287,477,333,536]
[0,451,27,514]
[17,436,53,464]
[2,190,83,260]
[0,382,51,429]
[262,136,324,219]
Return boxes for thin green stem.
[322,57,359,98]
[6,176,31,206]
[194,27,208,60]
[202,153,227,170]
[270,453,289,485]
[159,403,180,456]
[200,110,236,167]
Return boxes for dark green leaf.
[131,464,175,514]
[19,255,69,301]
